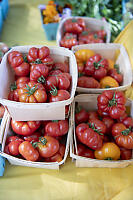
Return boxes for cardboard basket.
[0,112,72,169]
[72,43,132,93]
[0,45,77,121]
[70,94,133,168]
[56,16,111,47]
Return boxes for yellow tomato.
[75,49,95,62]
[107,59,115,70]
[100,76,119,88]
[94,142,120,160]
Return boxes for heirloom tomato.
[30,64,49,83]
[88,118,107,136]
[84,54,108,80]
[60,37,78,49]
[11,120,41,136]
[49,86,70,102]
[6,135,24,145]
[120,147,132,160]
[22,132,41,143]
[8,140,23,156]
[64,18,85,34]
[76,143,94,158]
[78,76,100,88]
[102,116,115,134]
[45,120,69,137]
[53,62,69,73]
[75,49,95,63]
[75,107,89,124]
[88,111,99,120]
[108,68,123,84]
[76,123,103,150]
[35,136,59,158]
[100,76,119,88]
[94,142,120,160]
[97,90,126,119]
[19,141,39,161]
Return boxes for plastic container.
[0,0,8,20]
[72,43,132,93]
[0,6,3,33]
[0,45,77,121]
[0,156,5,176]
[56,16,111,47]
[70,94,133,168]
[0,112,72,170]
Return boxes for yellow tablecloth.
[1,1,133,200]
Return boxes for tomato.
[97,109,109,117]
[76,123,103,150]
[0,105,5,118]
[19,141,39,161]
[94,142,120,160]
[41,56,54,70]
[102,116,115,134]
[60,37,78,49]
[78,76,100,88]
[100,76,119,88]
[84,54,108,80]
[112,123,133,149]
[30,64,49,83]
[87,33,104,43]
[108,68,123,84]
[63,32,77,40]
[44,143,65,162]
[53,62,69,73]
[46,73,71,91]
[11,120,41,136]
[4,145,10,154]
[8,140,23,156]
[45,120,69,137]
[18,81,47,103]
[6,135,24,145]
[97,90,126,119]
[75,49,95,63]
[35,136,59,158]
[118,113,133,128]
[76,143,94,158]
[22,132,41,143]
[49,86,70,102]
[8,77,30,101]
[27,46,50,63]
[88,111,99,120]
[8,51,30,76]
[89,118,107,136]
[96,30,106,40]
[75,107,89,124]
[120,147,132,160]
[64,18,85,34]
[77,62,85,74]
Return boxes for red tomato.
[76,123,103,150]
[84,54,108,80]
[27,46,50,63]
[30,64,49,83]
[6,135,24,145]
[36,136,59,158]
[22,132,41,143]
[49,87,70,102]
[45,120,69,137]
[19,141,39,161]
[76,143,94,158]
[8,140,23,156]
[64,18,85,34]
[112,123,133,149]
[4,145,10,154]
[60,38,78,49]
[75,107,89,124]
[102,116,115,134]
[108,68,123,84]
[96,30,106,40]
[78,76,100,88]
[11,120,41,136]
[97,90,126,119]
[120,147,132,160]
[8,51,30,76]
[118,114,133,128]
[0,105,5,118]
[89,118,107,137]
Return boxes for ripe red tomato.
[76,143,94,158]
[96,30,106,40]
[120,147,132,160]
[88,111,99,120]
[97,90,126,119]
[76,123,103,150]
[78,76,100,88]
[30,64,49,83]
[112,123,133,149]
[49,87,70,102]
[19,141,39,161]
[4,145,10,154]
[45,120,69,137]
[60,38,78,49]
[53,62,69,73]
[108,68,123,84]
[36,136,59,158]
[118,113,133,128]
[8,140,23,156]
[64,18,85,34]
[84,54,108,80]
[75,107,89,124]
[6,135,24,145]
[22,132,41,143]
[89,118,107,136]
[11,120,41,136]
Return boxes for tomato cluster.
[75,91,133,161]
[75,49,123,89]
[7,46,71,105]
[4,119,69,162]
[60,18,107,49]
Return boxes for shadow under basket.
[42,22,59,41]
